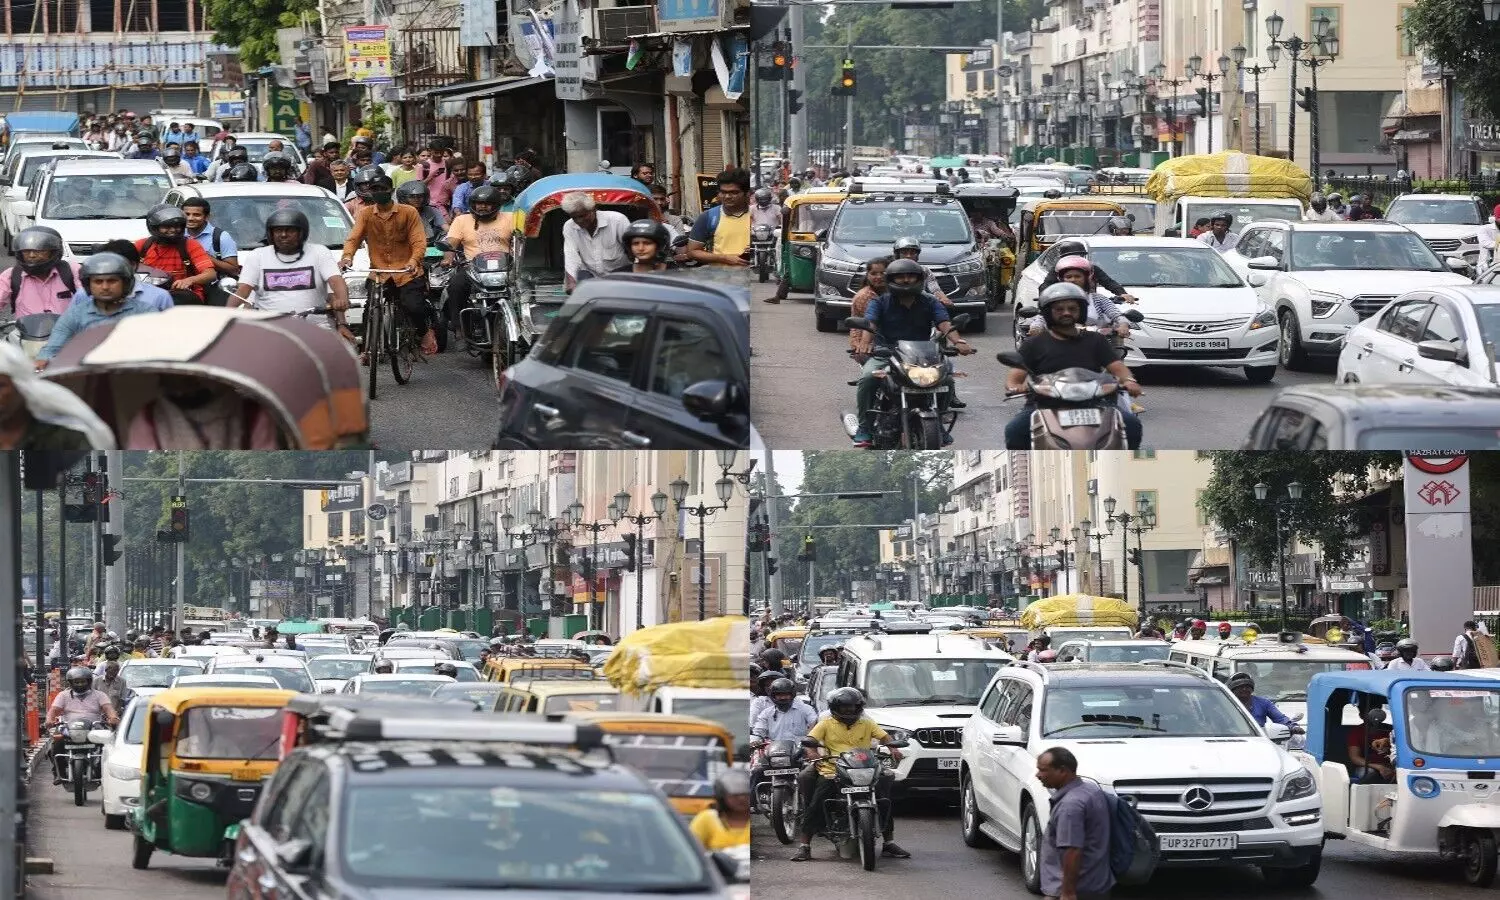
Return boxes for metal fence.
[1324,174,1500,209]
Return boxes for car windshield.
[1405,686,1500,757]
[448,639,490,662]
[1188,203,1302,228]
[832,205,973,244]
[798,633,859,667]
[1231,659,1371,702]
[1357,428,1500,449]
[1079,644,1171,663]
[42,173,169,219]
[341,784,709,891]
[432,685,505,707]
[605,733,728,799]
[213,666,313,692]
[1048,628,1134,642]
[864,659,1005,707]
[298,644,350,660]
[119,663,202,688]
[1041,683,1259,738]
[672,698,751,760]
[177,706,281,759]
[542,693,623,714]
[359,678,444,697]
[1386,198,1484,226]
[1114,201,1156,233]
[236,141,303,165]
[395,661,477,681]
[307,657,371,681]
[1290,231,1446,271]
[1475,305,1500,348]
[1038,211,1117,238]
[208,193,351,250]
[1089,247,1245,287]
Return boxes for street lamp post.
[670,474,735,620]
[1231,44,1277,156]
[1267,12,1334,179]
[1104,495,1157,607]
[568,499,616,632]
[1254,480,1305,631]
[612,488,669,635]
[1150,62,1193,157]
[1049,524,1084,594]
[1301,28,1337,191]
[1086,528,1108,595]
[1186,53,1231,153]
[521,509,568,622]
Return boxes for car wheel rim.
[1280,316,1295,364]
[1023,815,1038,880]
[962,783,974,832]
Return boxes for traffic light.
[169,495,189,543]
[622,532,637,572]
[101,534,122,566]
[834,58,855,96]
[797,534,816,561]
[82,472,99,504]
[767,557,779,577]
[757,41,789,81]
[1194,88,1208,117]
[1127,547,1141,567]
[786,89,804,115]
[1296,87,1317,112]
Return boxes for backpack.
[10,261,76,300]
[141,237,199,277]
[1102,786,1158,885]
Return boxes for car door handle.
[533,403,561,420]
[621,430,651,447]
[1398,359,1415,372]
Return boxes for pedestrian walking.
[1036,747,1114,900]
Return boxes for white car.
[98,695,147,829]
[1223,220,1472,370]
[116,658,204,700]
[13,157,171,256]
[169,673,282,689]
[208,132,306,175]
[306,653,375,693]
[390,658,482,681]
[341,673,453,697]
[1335,284,1500,389]
[1014,237,1282,383]
[1,149,119,248]
[1382,193,1487,268]
[168,645,246,660]
[202,654,315,692]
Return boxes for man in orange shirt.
[339,171,435,355]
[136,204,217,305]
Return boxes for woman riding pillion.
[621,220,678,274]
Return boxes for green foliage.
[204,0,320,69]
[1405,0,1500,124]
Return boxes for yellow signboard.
[343,25,393,85]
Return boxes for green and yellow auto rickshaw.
[780,191,847,295]
[130,687,297,870]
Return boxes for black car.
[1244,384,1500,449]
[814,191,989,333]
[495,274,750,449]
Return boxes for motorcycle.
[54,719,107,807]
[0,312,59,360]
[452,251,519,386]
[1000,305,1142,450]
[422,246,450,353]
[842,313,970,450]
[802,736,907,871]
[754,739,804,845]
[751,224,776,283]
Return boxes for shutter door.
[700,107,724,177]
[71,87,206,116]
[0,91,78,113]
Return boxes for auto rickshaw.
[130,687,298,870]
[41,307,367,449]
[953,184,1019,309]
[779,190,847,295]
[573,630,614,646]
[1300,669,1500,885]
[559,711,735,819]
[1010,198,1128,303]
[510,173,661,303]
[482,656,597,684]
[763,625,808,663]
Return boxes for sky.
[750,450,805,498]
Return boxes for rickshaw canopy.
[41,307,367,449]
[603,615,748,696]
[783,191,847,237]
[146,686,298,719]
[512,173,659,238]
[1304,668,1500,769]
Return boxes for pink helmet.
[1055,255,1092,276]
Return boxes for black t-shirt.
[1017,328,1117,374]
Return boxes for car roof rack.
[1009,660,1050,681]
[1138,658,1214,679]
[313,704,610,752]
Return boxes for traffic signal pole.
[104,451,125,635]
[788,4,808,173]
[94,453,105,623]
[175,451,186,632]
[842,25,854,172]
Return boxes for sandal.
[421,329,439,356]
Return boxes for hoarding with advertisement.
[344,25,393,85]
[320,484,365,513]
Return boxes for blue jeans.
[1005,403,1141,449]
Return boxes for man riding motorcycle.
[1036,239,1137,304]
[136,204,217,305]
[397,179,449,243]
[750,677,818,812]
[1387,637,1430,671]
[1004,281,1143,449]
[440,183,512,339]
[223,162,259,183]
[261,151,298,183]
[45,666,118,783]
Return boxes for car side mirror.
[710,850,750,883]
[1247,272,1269,287]
[1416,339,1465,365]
[815,229,829,242]
[991,724,1026,747]
[11,200,34,219]
[276,838,314,872]
[681,380,743,421]
[996,349,1026,368]
[1247,256,1280,270]
[1123,308,1144,323]
[1446,257,1470,272]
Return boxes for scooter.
[0,312,58,360]
[802,737,906,871]
[751,224,776,283]
[55,719,106,807]
[422,246,450,353]
[841,313,969,449]
[1000,305,1143,450]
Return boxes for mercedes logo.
[1181,786,1214,811]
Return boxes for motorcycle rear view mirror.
[996,349,1026,368]
[1016,304,1040,318]
[843,317,875,332]
[801,737,823,749]
[1123,308,1145,322]
[886,738,910,749]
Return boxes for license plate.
[841,786,871,794]
[765,768,800,776]
[1058,408,1102,427]
[1167,337,1231,351]
[937,758,961,770]
[1160,833,1239,851]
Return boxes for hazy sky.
[750,450,805,497]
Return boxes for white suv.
[13,157,171,256]
[1382,193,1487,268]
[837,632,1013,794]
[958,661,1324,890]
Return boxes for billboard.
[344,25,393,85]
[320,483,365,513]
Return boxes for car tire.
[1243,365,1277,384]
[1460,829,1498,887]
[1020,803,1043,895]
[815,312,838,333]
[960,773,992,848]
[1278,309,1310,370]
[1261,844,1322,888]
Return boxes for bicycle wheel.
[388,304,414,385]
[365,284,382,400]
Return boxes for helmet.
[468,185,503,221]
[826,686,866,726]
[503,164,532,188]
[756,669,782,689]
[65,666,93,692]
[434,662,458,678]
[145,203,188,237]
[892,236,922,256]
[374,660,394,673]
[759,649,787,670]
[1432,655,1457,671]
[351,134,373,147]
[102,646,120,659]
[13,227,63,276]
[818,644,842,662]
[713,767,750,810]
[754,187,773,207]
[1054,255,1092,277]
[350,166,384,198]
[1107,215,1133,235]
[769,677,796,710]
[1328,192,1343,202]
[621,219,671,259]
[1396,638,1419,656]
[396,179,430,208]
[225,163,259,182]
[78,252,134,288]
[161,145,181,162]
[135,131,155,145]
[366,171,394,202]
[1309,192,1327,207]
[224,146,249,166]
[1053,239,1088,258]
[1037,281,1088,326]
[261,152,293,180]
[490,171,518,193]
[884,257,926,298]
[263,208,310,245]
[1209,211,1233,227]
[1227,672,1255,692]
[125,630,138,642]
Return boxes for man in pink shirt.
[421,149,461,212]
[0,227,81,317]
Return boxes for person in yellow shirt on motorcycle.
[690,769,751,851]
[789,686,909,862]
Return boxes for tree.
[204,0,320,69]
[1405,0,1500,124]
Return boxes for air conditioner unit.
[596,6,657,47]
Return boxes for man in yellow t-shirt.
[790,687,909,862]
[689,769,751,851]
[687,168,753,267]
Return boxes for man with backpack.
[1036,747,1115,900]
[1453,620,1494,669]
[0,227,80,317]
[136,204,217,305]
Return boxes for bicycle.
[360,268,422,400]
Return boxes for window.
[1422,306,1463,344]
[1235,229,1265,260]
[328,512,344,538]
[1196,489,1209,526]
[1132,450,1155,460]
[349,510,366,538]
[966,72,978,92]
[1309,5,1341,54]
[121,0,152,30]
[1382,301,1432,342]
[649,318,729,400]
[982,70,995,91]
[979,682,1009,721]
[158,0,189,30]
[1262,229,1286,263]
[998,682,1032,727]
[50,0,80,31]
[87,0,112,29]
[289,774,331,868]
[1132,489,1158,520]
[563,311,649,383]
[259,761,319,839]
[1397,4,1416,58]
[1265,407,1315,450]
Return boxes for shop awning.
[413,75,549,102]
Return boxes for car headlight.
[1249,309,1277,330]
[188,781,214,802]
[904,365,941,387]
[1463,235,1480,245]
[106,762,140,781]
[1278,770,1316,802]
[947,256,984,275]
[821,256,864,275]
[1308,291,1344,318]
[879,726,910,743]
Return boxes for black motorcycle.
[755,739,804,845]
[54,718,107,807]
[802,737,906,871]
[1000,305,1143,450]
[751,224,777,283]
[842,313,969,449]
[452,251,521,388]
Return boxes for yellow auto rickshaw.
[1011,198,1129,301]
[483,656,598,684]
[559,711,736,818]
[763,626,808,663]
[780,191,848,295]
[131,687,297,870]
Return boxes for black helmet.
[1053,239,1088,257]
[1227,672,1255,692]
[1037,281,1087,327]
[759,648,787,670]
[754,187,773,207]
[769,676,796,710]
[145,203,188,237]
[374,659,394,673]
[756,669,782,691]
[367,171,395,202]
[490,171,517,192]
[78,252,135,288]
[13,227,63,276]
[261,152,293,180]
[434,662,458,678]
[1107,215,1133,235]
[350,166,384,197]
[503,164,532,188]
[621,219,670,259]
[468,185,503,221]
[1432,655,1457,671]
[225,146,249,166]
[263,208,310,245]
[65,666,93,692]
[884,257,926,298]
[826,686,866,726]
[224,163,258,182]
[134,131,155,145]
[1210,210,1234,227]
[396,179,430,207]
[1309,192,1327,207]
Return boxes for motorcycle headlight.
[905,364,941,387]
[844,767,877,786]
[475,271,509,288]
[1309,291,1343,318]
[1249,308,1277,330]
[67,721,89,740]
[768,753,793,767]
[947,256,984,275]
[1277,770,1316,802]
[821,256,864,275]
[794,245,817,259]
[1055,380,1102,402]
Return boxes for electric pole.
[788,3,808,172]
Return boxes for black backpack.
[10,261,76,300]
[141,236,199,276]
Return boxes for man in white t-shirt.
[229,208,351,340]
[1198,211,1240,253]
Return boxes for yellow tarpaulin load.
[1020,594,1140,631]
[603,615,749,696]
[1145,152,1313,204]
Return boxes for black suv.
[814,192,989,333]
[494,273,750,449]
